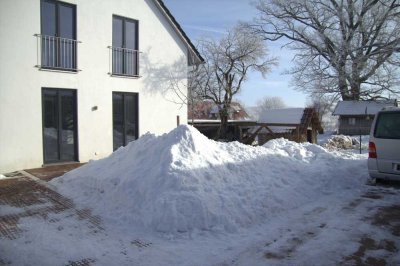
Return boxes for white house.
[0,0,203,173]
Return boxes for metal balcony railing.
[108,46,140,77]
[35,34,80,72]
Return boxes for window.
[111,15,139,76]
[374,112,400,139]
[42,88,78,163]
[40,0,77,70]
[348,117,356,125]
[113,92,139,150]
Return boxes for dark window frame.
[112,91,139,151]
[40,0,78,71]
[42,87,79,164]
[111,15,139,77]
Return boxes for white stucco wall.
[0,0,190,173]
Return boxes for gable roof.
[257,108,306,133]
[256,107,323,134]
[258,108,305,124]
[332,100,398,116]
[152,0,204,65]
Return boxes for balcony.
[108,46,140,78]
[35,34,80,72]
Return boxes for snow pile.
[52,125,367,235]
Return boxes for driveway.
[0,170,102,266]
[0,169,399,265]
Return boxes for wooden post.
[177,115,180,127]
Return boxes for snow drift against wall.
[52,125,367,235]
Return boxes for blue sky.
[163,0,308,107]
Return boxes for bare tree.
[247,0,400,101]
[192,26,277,140]
[257,96,286,111]
[306,92,338,131]
[250,96,286,119]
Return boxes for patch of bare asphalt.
[24,163,84,182]
[262,184,400,264]
[0,174,102,265]
[342,236,397,266]
[131,239,152,248]
[64,258,96,266]
[341,184,400,265]
[372,204,400,237]
[264,229,317,260]
[0,175,103,239]
[361,191,383,199]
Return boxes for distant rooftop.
[258,108,305,124]
[257,108,305,133]
[332,100,398,116]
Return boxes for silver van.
[368,107,400,180]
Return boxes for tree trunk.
[218,108,229,140]
[350,81,361,100]
[350,63,361,100]
[339,75,351,100]
[338,58,351,101]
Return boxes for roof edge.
[152,0,204,65]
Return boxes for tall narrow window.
[111,16,139,76]
[113,92,139,151]
[42,88,78,163]
[40,0,77,70]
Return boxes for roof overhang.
[189,120,257,127]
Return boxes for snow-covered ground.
[1,126,399,265]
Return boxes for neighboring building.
[188,100,252,141]
[249,108,323,145]
[188,100,250,121]
[0,0,203,173]
[332,100,398,135]
[188,120,256,142]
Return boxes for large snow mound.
[52,125,368,234]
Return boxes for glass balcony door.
[113,92,139,151]
[112,16,138,76]
[42,88,78,163]
[41,0,77,70]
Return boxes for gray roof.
[257,108,305,133]
[332,100,398,116]
[258,108,305,124]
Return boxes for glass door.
[112,92,138,151]
[42,88,78,163]
[41,0,76,69]
[112,15,138,76]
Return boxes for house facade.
[333,100,398,135]
[0,0,202,173]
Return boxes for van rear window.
[374,112,400,139]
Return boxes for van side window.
[374,112,400,139]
